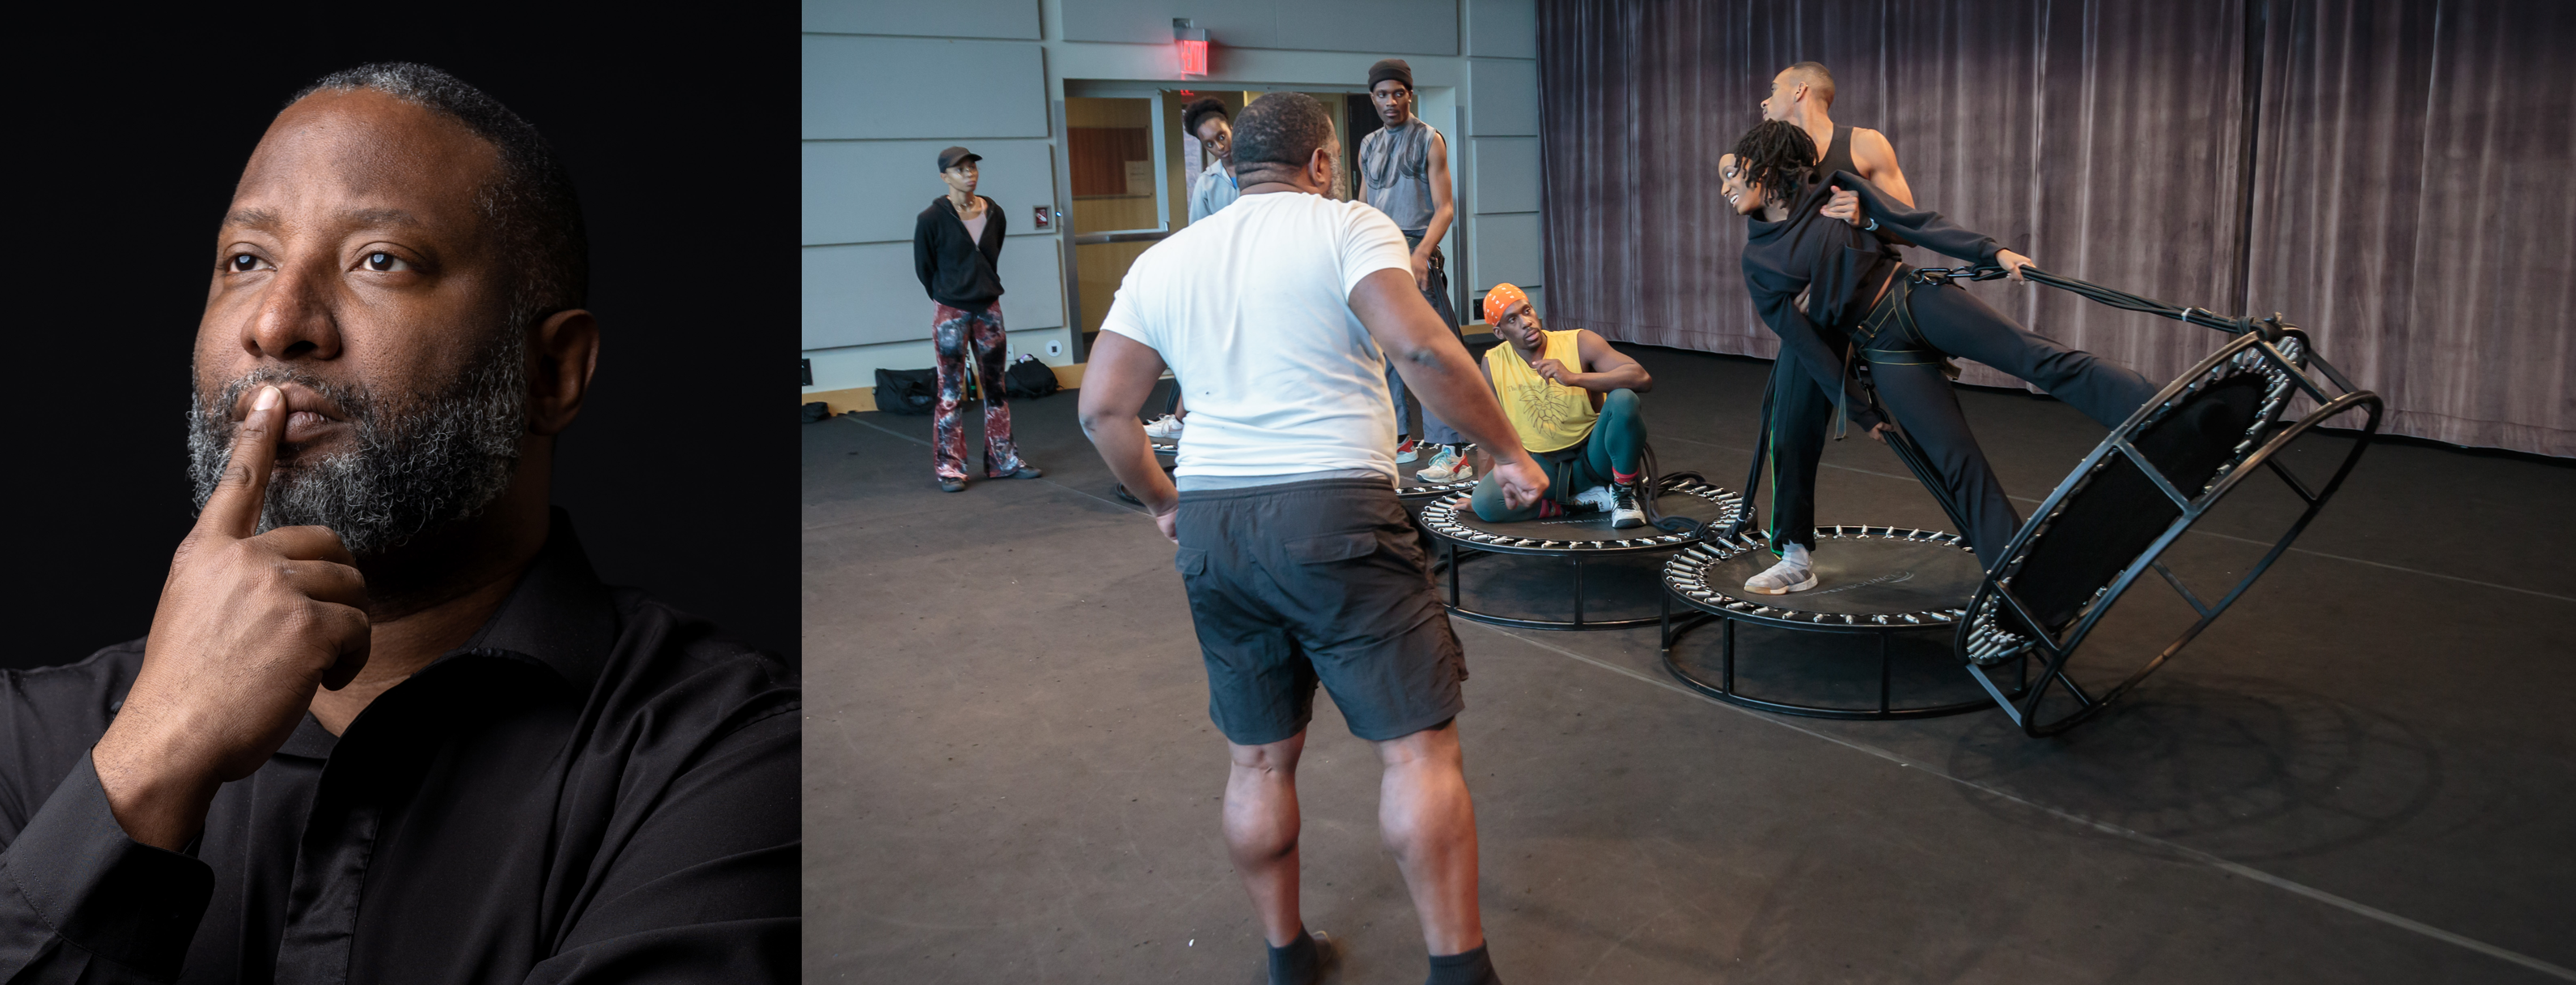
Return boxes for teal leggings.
[1471,388,1647,522]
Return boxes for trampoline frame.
[1658,527,2000,720]
[1955,326,2383,736]
[1419,471,1741,631]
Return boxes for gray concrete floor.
[805,345,2576,983]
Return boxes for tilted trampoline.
[1418,462,1741,630]
[1663,264,2383,733]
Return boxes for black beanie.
[1368,58,1413,91]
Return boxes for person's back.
[1111,190,1408,482]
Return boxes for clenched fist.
[91,384,372,850]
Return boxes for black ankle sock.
[1268,928,1320,985]
[1426,943,1501,985]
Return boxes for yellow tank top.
[1484,330,1598,454]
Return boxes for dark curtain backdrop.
[1538,0,2573,456]
[2244,0,2575,455]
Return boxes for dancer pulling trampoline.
[1720,119,2161,592]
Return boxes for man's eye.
[229,253,262,272]
[362,252,411,273]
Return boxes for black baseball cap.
[938,146,982,171]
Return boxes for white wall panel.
[1467,0,1536,58]
[801,0,1038,39]
[1469,137,1539,214]
[1468,211,1541,292]
[1062,0,1455,54]
[803,36,1047,140]
[803,239,1063,350]
[804,140,1057,246]
[1466,58,1538,137]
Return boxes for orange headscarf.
[1481,282,1529,325]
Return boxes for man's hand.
[1410,251,1433,292]
[1528,358,1582,386]
[1488,451,1549,510]
[1820,186,1864,227]
[1154,506,1178,543]
[91,384,371,851]
[1996,249,2037,283]
[1868,421,1892,444]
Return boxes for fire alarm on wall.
[1032,206,1052,229]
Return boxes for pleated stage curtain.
[2244,0,2575,456]
[1537,0,2573,456]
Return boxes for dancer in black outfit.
[1721,120,2159,589]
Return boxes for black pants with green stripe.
[1763,280,2157,567]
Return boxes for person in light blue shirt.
[1185,98,1239,223]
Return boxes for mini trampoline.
[1659,262,2381,735]
[1659,524,1994,719]
[1417,468,1741,630]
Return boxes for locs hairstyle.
[1729,119,1820,211]
[1231,91,1336,179]
[186,63,582,557]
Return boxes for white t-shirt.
[1099,191,1415,481]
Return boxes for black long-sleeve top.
[0,512,799,983]
[913,194,1006,309]
[1741,170,2006,428]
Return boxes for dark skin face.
[99,88,600,851]
[1371,79,1413,125]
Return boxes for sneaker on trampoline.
[1610,482,1646,529]
[1396,439,1421,464]
[1142,414,1184,439]
[1573,485,1616,512]
[1744,557,1819,594]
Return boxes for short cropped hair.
[1183,97,1230,138]
[1787,62,1837,106]
[1231,91,1336,178]
[292,62,589,331]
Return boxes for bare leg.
[1375,720,1485,956]
[1225,730,1308,947]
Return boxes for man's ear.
[526,308,600,437]
[1311,146,1334,186]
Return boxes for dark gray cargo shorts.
[1173,476,1467,746]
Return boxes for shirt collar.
[455,507,619,694]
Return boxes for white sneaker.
[1609,483,1646,529]
[1396,439,1421,464]
[1743,558,1820,594]
[1142,414,1184,439]
[1417,446,1475,484]
[1573,485,1616,512]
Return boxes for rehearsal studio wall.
[802,0,1548,399]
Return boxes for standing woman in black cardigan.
[914,146,1044,492]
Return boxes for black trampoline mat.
[1697,536,1984,616]
[1450,489,1735,540]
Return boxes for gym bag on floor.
[1004,355,1061,399]
[873,368,937,414]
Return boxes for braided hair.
[1728,119,1820,210]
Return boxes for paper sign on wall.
[1125,160,1152,196]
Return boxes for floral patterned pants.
[931,302,1027,481]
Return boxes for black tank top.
[1817,124,1860,177]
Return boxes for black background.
[9,9,798,669]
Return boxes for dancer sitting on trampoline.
[1465,282,1656,529]
[1721,119,2159,593]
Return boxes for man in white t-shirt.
[1078,92,1543,985]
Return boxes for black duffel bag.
[1003,355,1061,399]
[873,367,937,414]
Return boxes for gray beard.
[186,333,528,558]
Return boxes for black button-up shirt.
[0,512,799,983]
